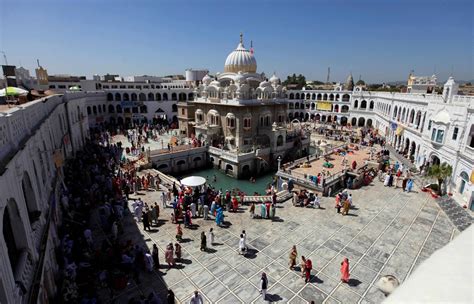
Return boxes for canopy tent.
[0,86,28,97]
[180,176,206,187]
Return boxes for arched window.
[115,93,121,101]
[116,105,122,113]
[208,110,220,126]
[171,93,177,101]
[243,116,251,130]
[123,93,130,101]
[148,93,155,101]
[354,100,358,108]
[369,100,374,110]
[156,93,161,101]
[277,135,283,146]
[226,113,236,129]
[360,100,367,109]
[108,105,115,113]
[131,93,137,101]
[107,93,113,101]
[93,106,97,114]
[289,93,294,99]
[342,94,350,102]
[139,93,146,101]
[188,93,194,101]
[87,106,91,115]
[163,93,168,101]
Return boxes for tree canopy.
[283,73,306,89]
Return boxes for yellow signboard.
[316,102,332,111]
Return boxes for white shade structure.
[180,176,206,187]
[0,86,28,97]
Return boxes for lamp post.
[277,155,282,171]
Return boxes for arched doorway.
[22,171,40,224]
[459,171,469,195]
[431,155,441,166]
[410,141,416,159]
[351,117,357,126]
[357,117,365,127]
[340,117,348,126]
[3,198,28,277]
[367,119,373,128]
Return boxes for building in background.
[407,72,437,93]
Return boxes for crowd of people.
[53,122,399,303]
[380,160,415,193]
[57,128,171,303]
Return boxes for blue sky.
[1,0,473,83]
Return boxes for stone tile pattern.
[386,145,472,232]
[94,179,458,303]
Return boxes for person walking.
[189,290,204,304]
[207,228,214,246]
[304,258,313,283]
[239,234,247,255]
[300,256,307,278]
[152,244,159,270]
[176,224,183,242]
[174,243,182,261]
[203,203,209,220]
[259,272,268,300]
[200,231,207,251]
[165,243,175,269]
[143,210,151,231]
[342,199,350,216]
[289,245,298,270]
[249,202,255,218]
[144,252,154,272]
[341,258,350,283]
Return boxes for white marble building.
[0,92,92,303]
[289,78,474,210]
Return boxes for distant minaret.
[326,67,330,84]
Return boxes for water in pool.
[175,168,276,195]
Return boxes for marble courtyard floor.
[94,179,460,303]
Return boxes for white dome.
[210,80,220,87]
[259,80,271,88]
[269,73,280,84]
[202,74,212,85]
[432,110,450,125]
[224,35,257,74]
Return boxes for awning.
[180,176,206,187]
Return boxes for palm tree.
[427,162,453,195]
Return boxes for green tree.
[427,163,453,195]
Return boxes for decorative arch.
[148,93,155,101]
[3,198,29,277]
[115,93,121,101]
[107,93,113,101]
